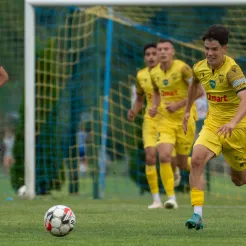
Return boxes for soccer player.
[0,66,8,87]
[149,39,204,209]
[183,25,246,230]
[128,43,179,209]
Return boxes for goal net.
[23,3,246,200]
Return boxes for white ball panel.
[51,228,60,236]
[51,218,62,228]
[60,225,70,235]
[53,208,64,218]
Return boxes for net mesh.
[11,5,246,199]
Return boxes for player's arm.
[183,69,203,134]
[217,65,246,137]
[149,77,160,117]
[0,66,9,87]
[183,65,204,114]
[127,77,144,122]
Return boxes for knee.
[191,155,204,169]
[231,176,244,187]
[146,153,156,165]
[159,153,172,163]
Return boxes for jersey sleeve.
[181,64,193,84]
[136,73,144,96]
[227,64,246,94]
[191,63,201,84]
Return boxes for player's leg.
[157,141,177,209]
[185,126,221,230]
[185,144,214,230]
[230,168,246,186]
[145,147,163,208]
[222,128,246,186]
[143,120,162,209]
[170,150,181,187]
[176,117,196,171]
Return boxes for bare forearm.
[152,91,160,108]
[184,82,200,113]
[132,100,143,114]
[230,97,246,126]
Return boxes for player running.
[149,39,204,209]
[128,43,180,209]
[183,25,246,230]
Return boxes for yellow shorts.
[142,118,176,157]
[142,119,158,149]
[157,117,196,155]
[195,125,246,171]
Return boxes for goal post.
[25,0,246,200]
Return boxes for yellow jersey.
[150,60,197,123]
[136,66,163,120]
[193,55,246,128]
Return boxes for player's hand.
[127,109,136,121]
[216,122,236,138]
[182,112,190,135]
[149,107,158,117]
[165,102,180,113]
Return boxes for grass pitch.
[0,174,246,246]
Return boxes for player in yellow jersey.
[149,39,204,209]
[127,43,180,209]
[183,25,246,230]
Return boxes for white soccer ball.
[17,185,26,199]
[44,205,76,237]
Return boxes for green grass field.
[1,174,246,246]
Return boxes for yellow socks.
[146,165,159,195]
[160,163,175,197]
[191,187,204,216]
[191,187,204,206]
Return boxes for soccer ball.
[44,205,76,237]
[17,185,26,199]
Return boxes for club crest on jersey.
[219,74,224,83]
[209,80,216,89]
[163,79,168,86]
[171,73,178,80]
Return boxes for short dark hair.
[143,43,156,55]
[202,25,229,46]
[157,39,174,46]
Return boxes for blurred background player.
[183,25,246,230]
[127,43,180,209]
[77,124,90,176]
[149,39,204,209]
[2,126,15,175]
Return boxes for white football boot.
[164,199,178,209]
[148,200,163,209]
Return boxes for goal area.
[23,0,246,200]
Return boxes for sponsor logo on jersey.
[207,93,228,102]
[161,90,178,96]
